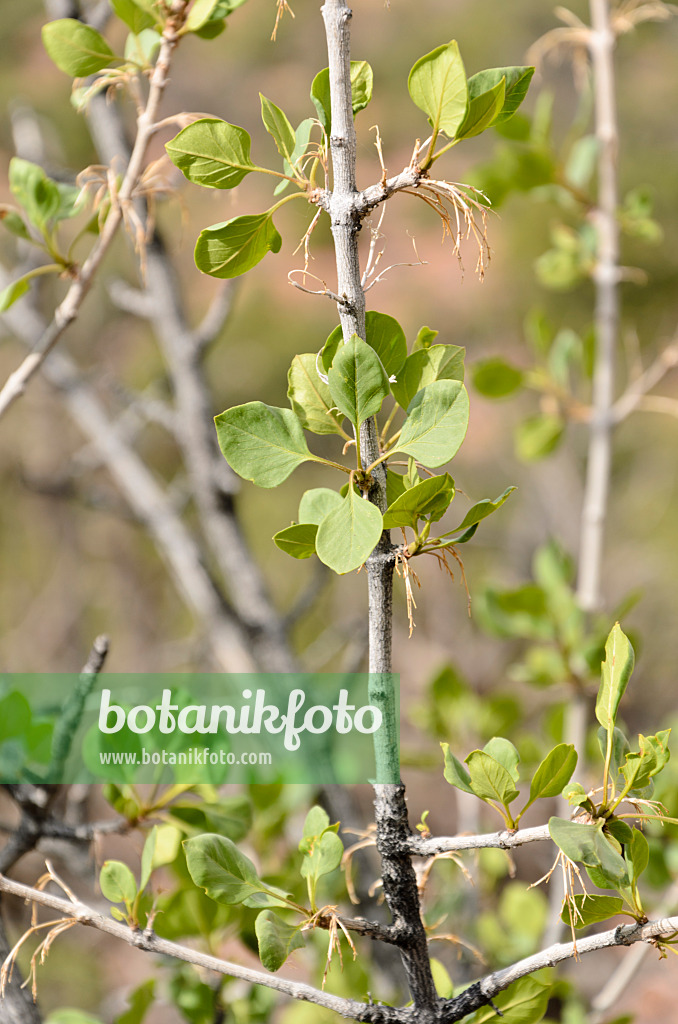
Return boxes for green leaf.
[124,29,161,65]
[383,474,454,530]
[468,66,535,126]
[260,94,296,161]
[394,380,469,468]
[391,345,465,411]
[430,957,454,999]
[100,860,138,905]
[287,353,345,435]
[327,334,390,428]
[605,819,633,846]
[483,737,520,782]
[595,623,635,732]
[182,0,223,33]
[620,731,669,793]
[472,357,524,398]
[166,119,256,189]
[456,77,505,140]
[140,825,158,891]
[563,781,591,809]
[548,817,629,889]
[597,726,630,780]
[9,157,61,231]
[468,977,550,1024]
[310,61,374,134]
[301,805,331,841]
[560,894,624,930]
[298,488,343,525]
[46,1012,105,1024]
[214,402,314,487]
[441,741,474,795]
[255,910,305,971]
[315,487,383,574]
[408,40,468,139]
[0,276,30,312]
[42,19,116,78]
[515,414,565,462]
[528,744,578,804]
[627,827,649,883]
[274,118,314,196]
[323,313,408,379]
[439,486,516,540]
[111,0,156,33]
[0,206,32,241]
[116,979,156,1024]
[195,213,281,279]
[300,829,343,882]
[413,326,439,351]
[184,834,289,908]
[273,523,318,559]
[465,750,519,806]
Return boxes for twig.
[406,824,552,856]
[0,1,191,421]
[612,342,678,422]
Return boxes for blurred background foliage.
[1,1,678,1021]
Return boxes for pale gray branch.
[407,824,552,856]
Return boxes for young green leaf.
[469,66,535,125]
[562,781,592,809]
[327,334,390,428]
[310,61,374,134]
[595,623,635,732]
[515,413,565,462]
[0,206,32,241]
[627,827,649,884]
[483,737,520,782]
[214,402,314,487]
[472,357,524,398]
[255,910,305,972]
[408,40,468,140]
[184,834,289,908]
[287,352,345,435]
[391,344,465,410]
[260,94,296,161]
[140,825,158,892]
[315,487,383,574]
[383,474,454,531]
[195,213,282,278]
[548,817,630,889]
[298,488,343,525]
[560,893,624,930]
[300,829,343,882]
[42,19,116,78]
[124,29,162,66]
[100,860,138,905]
[465,750,519,807]
[166,119,257,189]
[455,77,505,140]
[301,805,331,840]
[467,977,550,1024]
[393,380,469,468]
[181,0,223,33]
[116,979,156,1024]
[9,158,61,231]
[274,117,314,195]
[597,726,631,781]
[323,312,408,379]
[413,326,440,351]
[111,0,157,33]
[272,523,318,559]
[441,742,474,794]
[526,744,578,806]
[438,486,516,541]
[0,276,30,313]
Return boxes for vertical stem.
[577,0,619,613]
[320,2,437,1014]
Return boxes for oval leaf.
[310,61,374,134]
[316,487,383,574]
[42,19,115,78]
[395,380,469,468]
[472,357,524,398]
[260,94,295,161]
[456,77,505,140]
[298,488,343,525]
[383,474,454,530]
[441,741,474,795]
[439,486,516,540]
[195,213,281,279]
[465,750,519,806]
[288,353,345,435]
[392,344,465,411]
[595,623,635,732]
[166,119,256,189]
[273,523,318,559]
[548,817,629,888]
[327,334,390,428]
[255,909,305,972]
[215,402,313,487]
[408,40,468,138]
[469,66,535,126]
[100,860,137,905]
[528,744,578,804]
[184,834,288,907]
[560,893,624,930]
